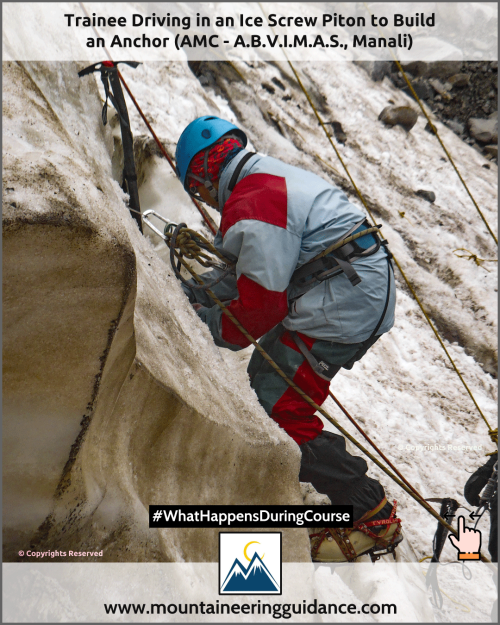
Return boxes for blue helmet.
[175,116,247,194]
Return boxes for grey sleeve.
[180,267,238,308]
[197,306,243,352]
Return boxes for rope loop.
[167,224,235,291]
[488,428,498,446]
[453,248,498,272]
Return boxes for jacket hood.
[218,150,262,212]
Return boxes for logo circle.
[201,129,211,139]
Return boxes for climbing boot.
[309,499,403,563]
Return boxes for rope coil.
[168,223,235,291]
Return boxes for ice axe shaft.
[78,61,143,233]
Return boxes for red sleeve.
[220,274,289,348]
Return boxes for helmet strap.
[204,179,217,198]
[203,148,218,200]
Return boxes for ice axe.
[78,61,143,233]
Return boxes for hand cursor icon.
[448,515,481,560]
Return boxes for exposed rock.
[355,61,392,82]
[405,79,434,101]
[400,60,463,80]
[415,190,436,203]
[398,61,425,77]
[469,117,498,144]
[262,82,275,94]
[392,61,497,161]
[429,78,452,99]
[326,121,347,144]
[271,76,286,91]
[484,145,498,159]
[378,106,418,131]
[445,119,465,135]
[425,60,464,78]
[448,73,471,88]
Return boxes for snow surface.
[116,54,497,620]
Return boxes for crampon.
[309,498,403,563]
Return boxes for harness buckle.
[290,219,387,295]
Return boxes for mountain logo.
[219,533,282,595]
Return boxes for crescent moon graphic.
[243,541,265,561]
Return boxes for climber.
[464,453,498,562]
[175,115,401,561]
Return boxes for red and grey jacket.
[194,150,395,350]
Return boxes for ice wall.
[2,61,311,563]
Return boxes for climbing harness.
[290,219,390,293]
[288,232,393,381]
[78,61,143,233]
[289,246,393,378]
[289,331,340,382]
[309,498,402,562]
